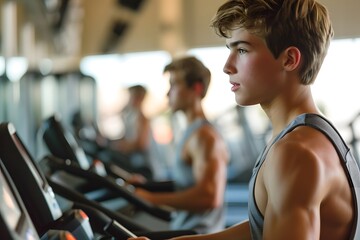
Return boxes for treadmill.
[0,122,195,239]
[0,160,39,240]
[0,123,94,239]
[0,160,77,240]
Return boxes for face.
[223,28,285,106]
[166,71,194,112]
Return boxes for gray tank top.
[248,113,360,239]
[171,119,225,234]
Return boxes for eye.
[237,48,247,55]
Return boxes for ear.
[282,47,301,71]
[193,82,204,96]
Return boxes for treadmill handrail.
[46,176,150,232]
[44,155,175,221]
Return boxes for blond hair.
[211,0,334,84]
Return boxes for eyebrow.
[226,40,252,49]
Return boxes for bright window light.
[80,51,172,135]
[313,38,360,125]
[6,57,28,82]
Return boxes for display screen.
[0,168,21,230]
[11,134,44,187]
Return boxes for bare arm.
[170,220,251,240]
[135,125,228,211]
[118,112,151,153]
[134,113,151,151]
[128,220,251,240]
[262,131,328,239]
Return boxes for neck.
[184,100,207,124]
[262,85,321,137]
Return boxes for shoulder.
[270,126,334,168]
[265,125,339,190]
[187,122,228,159]
[192,122,223,145]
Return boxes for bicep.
[190,131,228,189]
[190,131,228,181]
[263,143,323,239]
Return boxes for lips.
[230,82,240,92]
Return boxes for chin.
[170,107,179,113]
[235,97,256,107]
[234,96,246,106]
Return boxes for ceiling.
[1,0,360,71]
[76,0,227,56]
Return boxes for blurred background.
[0,0,360,226]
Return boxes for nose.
[223,54,236,75]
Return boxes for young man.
[115,85,150,155]
[130,0,360,239]
[134,56,229,234]
[107,84,154,179]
